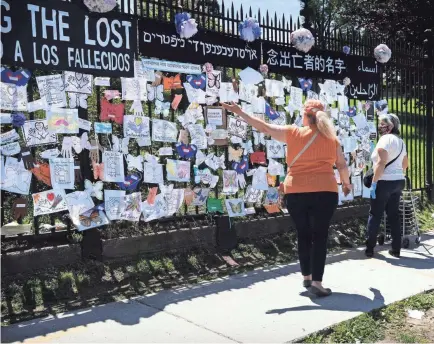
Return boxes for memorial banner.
[139,18,261,69]
[1,0,136,77]
[263,42,381,100]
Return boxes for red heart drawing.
[47,193,55,201]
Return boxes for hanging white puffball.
[374,44,392,63]
[290,28,315,53]
[83,0,117,13]
[175,12,198,39]
[239,18,261,42]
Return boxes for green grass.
[301,290,434,343]
[417,201,434,232]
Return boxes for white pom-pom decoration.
[175,13,198,39]
[290,28,315,53]
[239,18,261,42]
[374,44,392,63]
[83,0,116,13]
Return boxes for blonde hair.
[303,100,336,140]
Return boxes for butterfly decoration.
[193,187,209,205]
[225,198,245,216]
[100,98,124,124]
[147,84,164,102]
[172,94,182,110]
[127,117,148,135]
[92,162,104,180]
[265,102,279,120]
[186,74,206,89]
[112,135,129,155]
[152,71,163,86]
[346,106,357,117]
[223,170,237,188]
[241,140,254,155]
[163,74,183,90]
[207,71,221,89]
[84,179,104,200]
[127,154,144,171]
[282,76,292,92]
[31,163,51,186]
[124,194,142,213]
[232,156,249,174]
[68,92,88,109]
[229,201,242,213]
[250,151,267,165]
[1,67,31,86]
[298,78,313,92]
[228,146,244,162]
[79,209,103,228]
[253,131,266,145]
[155,101,171,117]
[205,153,225,170]
[117,173,142,191]
[176,143,198,159]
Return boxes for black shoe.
[389,250,400,258]
[365,249,374,258]
[309,286,332,297]
[303,280,312,288]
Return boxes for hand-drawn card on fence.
[205,106,228,146]
[36,74,67,107]
[244,185,264,203]
[265,187,279,204]
[64,191,95,223]
[184,83,206,104]
[104,190,126,220]
[22,120,57,147]
[94,77,111,87]
[266,140,286,159]
[205,107,223,126]
[227,117,248,140]
[252,166,269,190]
[102,151,125,182]
[75,205,110,231]
[222,170,238,195]
[46,108,79,134]
[0,129,20,144]
[238,82,258,103]
[187,124,207,149]
[0,142,21,156]
[152,119,178,143]
[49,158,75,189]
[352,174,362,197]
[343,137,358,153]
[219,82,239,103]
[0,83,28,111]
[166,188,185,216]
[64,72,93,94]
[121,77,148,101]
[123,115,151,144]
[143,162,164,184]
[119,192,142,222]
[289,86,303,110]
[0,157,32,195]
[192,187,210,206]
[142,194,168,222]
[265,79,285,98]
[225,198,246,217]
[206,71,221,97]
[32,189,68,216]
[166,159,191,182]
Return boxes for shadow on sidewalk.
[266,287,385,314]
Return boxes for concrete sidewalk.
[2,234,434,343]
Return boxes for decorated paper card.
[143,162,164,184]
[47,108,79,134]
[0,83,28,111]
[121,77,147,101]
[22,120,57,147]
[187,124,207,149]
[265,187,279,204]
[0,129,20,144]
[32,189,68,216]
[49,158,75,189]
[192,188,210,206]
[102,151,125,182]
[352,174,362,197]
[124,115,150,144]
[228,117,248,140]
[222,170,238,195]
[166,188,185,216]
[104,190,126,220]
[152,119,178,143]
[219,82,239,103]
[64,191,95,224]
[0,157,32,195]
[265,79,285,98]
[225,198,246,217]
[166,159,190,182]
[238,82,258,103]
[36,74,67,107]
[64,72,93,94]
[244,185,264,203]
[183,83,206,104]
[95,122,113,134]
[119,192,142,222]
[94,77,110,86]
[266,140,286,159]
[75,205,110,231]
[289,86,303,110]
[206,71,221,97]
[252,166,268,190]
[0,142,21,156]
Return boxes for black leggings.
[285,192,338,282]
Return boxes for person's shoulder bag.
[363,139,404,188]
[288,131,320,168]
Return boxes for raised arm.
[221,102,289,143]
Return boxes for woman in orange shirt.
[221,100,352,297]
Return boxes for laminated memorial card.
[32,189,68,216]
[22,120,57,147]
[49,158,75,189]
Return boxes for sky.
[218,0,301,20]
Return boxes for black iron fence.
[1,0,432,254]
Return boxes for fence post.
[426,65,433,201]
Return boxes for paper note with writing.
[166,159,191,182]
[36,74,66,107]
[32,189,68,216]
[0,129,20,144]
[338,95,349,111]
[0,157,32,195]
[289,86,303,110]
[27,98,47,113]
[49,158,74,190]
[265,79,285,98]
[23,120,57,147]
[206,107,223,126]
[343,137,358,153]
[252,166,269,190]
[0,142,20,156]
[47,108,79,134]
[121,78,148,101]
[143,162,164,184]
[187,124,207,149]
[64,72,93,94]
[123,115,150,144]
[352,174,362,197]
[266,140,286,158]
[166,188,185,216]
[0,83,28,111]
[102,151,125,182]
[78,118,92,131]
[94,77,111,86]
[219,82,239,103]
[119,192,142,222]
[152,119,178,143]
[104,190,126,220]
[228,117,248,140]
[238,82,258,103]
[0,113,12,124]
[184,83,206,104]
